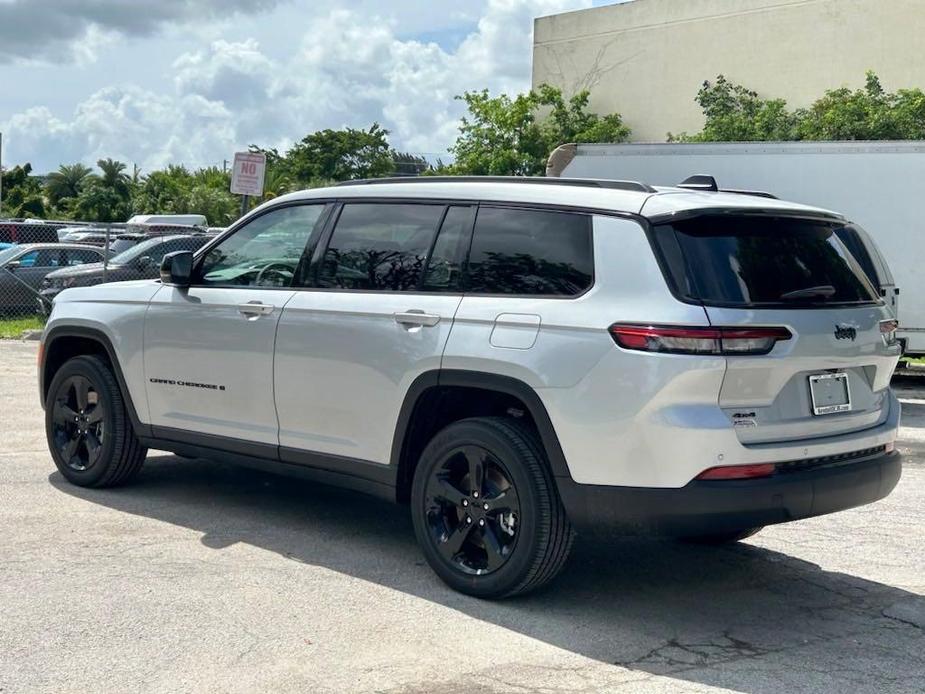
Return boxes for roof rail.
[678,175,777,199]
[720,189,779,200]
[335,176,657,193]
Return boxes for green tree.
[44,163,94,210]
[283,124,394,184]
[74,179,131,222]
[669,75,799,142]
[445,84,631,176]
[796,71,925,140]
[96,158,132,197]
[672,71,925,142]
[1,163,46,218]
[132,165,237,225]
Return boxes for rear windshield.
[654,215,880,308]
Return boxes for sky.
[0,0,622,174]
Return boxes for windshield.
[109,237,166,265]
[0,246,21,265]
[654,215,880,308]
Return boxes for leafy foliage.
[672,71,925,142]
[0,163,46,218]
[282,124,395,183]
[45,163,94,208]
[444,84,631,176]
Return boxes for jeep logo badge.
[834,325,857,341]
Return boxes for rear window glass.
[467,207,593,296]
[654,215,879,307]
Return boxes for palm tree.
[45,163,93,206]
[97,158,131,196]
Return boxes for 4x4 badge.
[834,325,857,341]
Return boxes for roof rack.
[335,176,657,193]
[678,175,777,199]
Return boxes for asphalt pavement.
[1,340,923,694]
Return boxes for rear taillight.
[609,324,792,356]
[880,319,899,347]
[696,463,776,480]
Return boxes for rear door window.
[466,207,593,296]
[654,215,879,308]
[317,203,445,291]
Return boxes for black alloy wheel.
[411,417,573,599]
[45,355,147,488]
[423,444,521,575]
[51,375,106,472]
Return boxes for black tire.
[679,527,763,545]
[411,416,573,599]
[45,355,147,488]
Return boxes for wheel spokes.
[73,378,90,411]
[62,435,80,461]
[429,475,467,507]
[53,401,78,425]
[85,405,104,424]
[486,485,520,516]
[85,431,102,464]
[481,524,507,571]
[439,519,474,560]
[462,446,485,496]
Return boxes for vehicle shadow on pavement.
[51,455,925,694]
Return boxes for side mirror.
[5,260,20,271]
[160,251,193,287]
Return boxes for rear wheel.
[679,527,763,545]
[411,417,573,599]
[45,355,147,488]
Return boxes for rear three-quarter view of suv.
[39,177,902,598]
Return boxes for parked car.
[127,214,208,227]
[39,177,902,598]
[0,243,107,314]
[60,231,111,245]
[0,221,61,244]
[38,234,212,309]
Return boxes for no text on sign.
[231,152,266,196]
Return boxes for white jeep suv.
[40,177,902,598]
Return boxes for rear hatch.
[653,213,899,445]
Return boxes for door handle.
[238,301,275,318]
[394,311,440,327]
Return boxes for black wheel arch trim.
[41,326,152,438]
[391,369,573,481]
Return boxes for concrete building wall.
[533,0,925,141]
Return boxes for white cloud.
[1,0,592,172]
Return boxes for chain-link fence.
[0,221,219,337]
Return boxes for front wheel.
[45,355,147,488]
[411,417,573,599]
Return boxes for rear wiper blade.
[779,285,837,300]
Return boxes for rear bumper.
[557,450,902,536]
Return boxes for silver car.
[38,177,902,598]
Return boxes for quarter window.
[198,205,325,287]
[318,203,444,291]
[466,207,593,296]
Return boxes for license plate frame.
[809,372,852,416]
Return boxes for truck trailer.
[547,141,921,355]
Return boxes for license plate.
[809,373,852,415]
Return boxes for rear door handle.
[394,311,440,327]
[238,301,275,318]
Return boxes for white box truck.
[548,141,921,355]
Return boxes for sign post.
[230,151,266,218]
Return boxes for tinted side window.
[64,248,103,265]
[199,205,325,287]
[318,203,444,291]
[467,207,593,296]
[422,206,473,292]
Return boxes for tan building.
[533,0,925,141]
